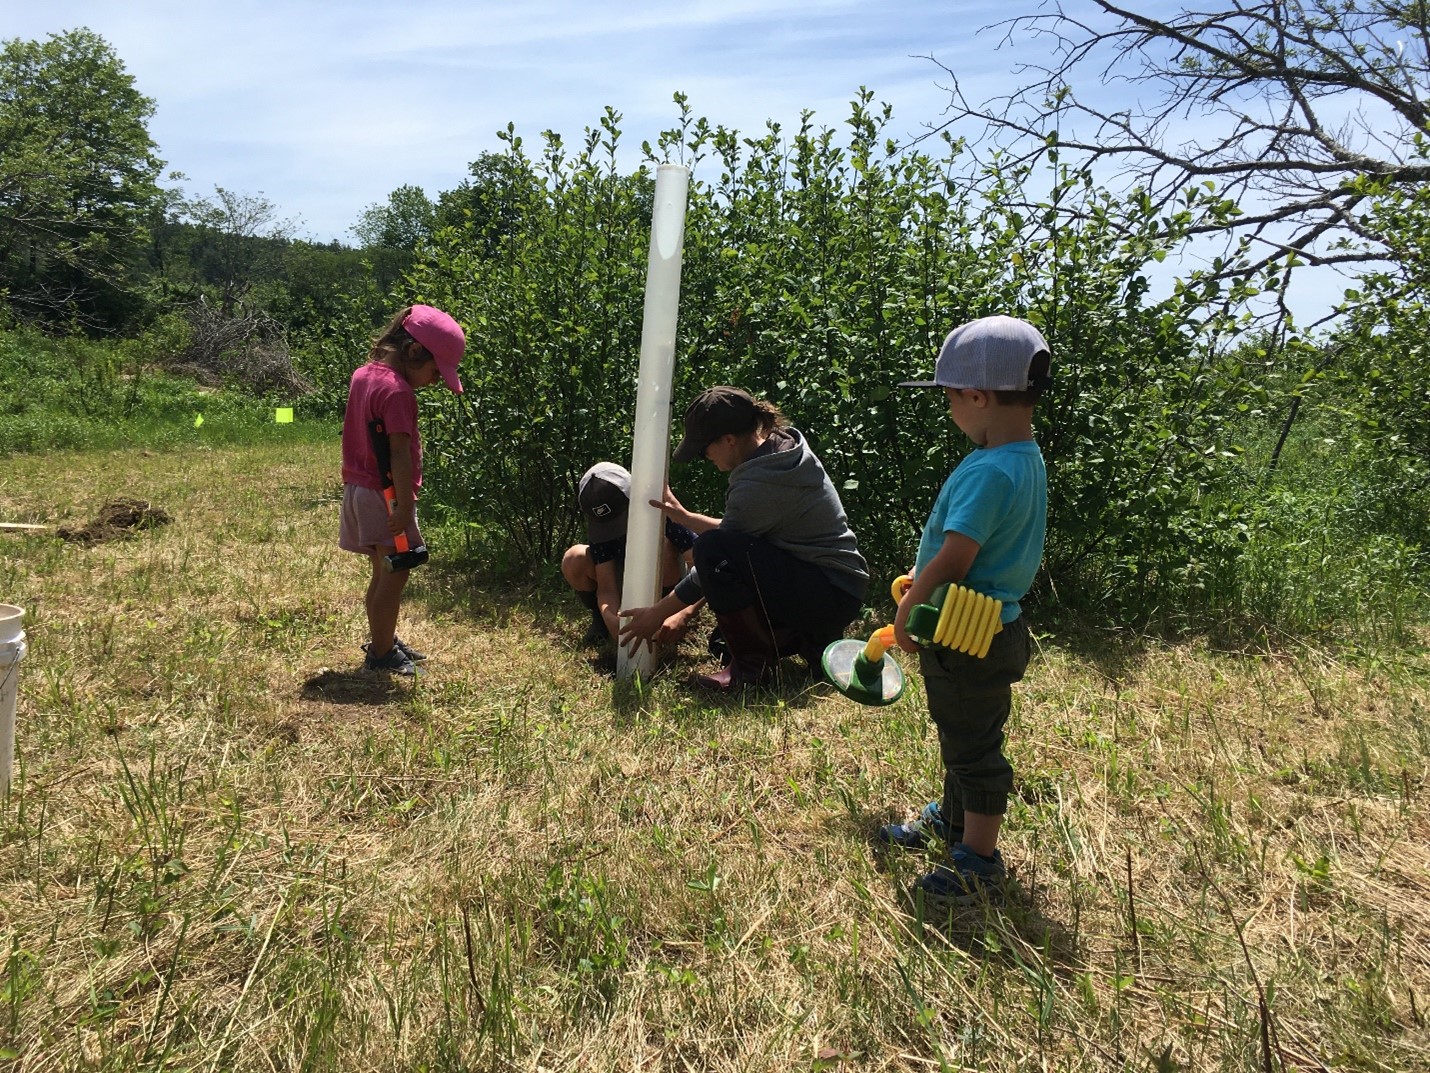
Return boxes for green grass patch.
[0,326,336,454]
[0,440,1426,1071]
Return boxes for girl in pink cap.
[338,303,464,675]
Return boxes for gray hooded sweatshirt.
[674,427,869,604]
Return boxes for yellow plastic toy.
[821,576,1004,706]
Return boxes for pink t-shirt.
[341,361,421,490]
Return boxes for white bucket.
[0,604,26,798]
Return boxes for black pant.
[692,528,862,649]
[919,615,1031,820]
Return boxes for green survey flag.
[194,414,204,428]
[275,408,294,424]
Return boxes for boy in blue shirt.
[883,315,1051,912]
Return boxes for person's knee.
[561,544,595,589]
[371,567,409,600]
[693,532,757,612]
[691,529,729,572]
[693,528,757,585]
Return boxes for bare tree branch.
[917,1,1430,273]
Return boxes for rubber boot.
[695,605,780,692]
[575,590,607,647]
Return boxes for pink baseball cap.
[403,304,465,393]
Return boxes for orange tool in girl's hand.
[368,419,429,573]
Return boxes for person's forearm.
[894,535,976,648]
[619,589,691,652]
[389,450,416,518]
[653,483,720,534]
[902,567,952,613]
[679,512,721,533]
[669,597,703,627]
[651,590,690,619]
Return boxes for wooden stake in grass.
[460,899,486,1018]
[1126,844,1142,972]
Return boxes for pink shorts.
[339,484,423,555]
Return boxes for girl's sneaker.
[910,845,1007,917]
[363,642,418,677]
[877,802,959,850]
[393,636,428,662]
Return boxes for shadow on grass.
[1033,618,1156,686]
[611,657,834,721]
[299,668,412,705]
[405,556,549,628]
[912,892,1083,975]
[1033,610,1313,682]
[851,811,1083,969]
[413,558,846,717]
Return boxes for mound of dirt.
[57,497,173,545]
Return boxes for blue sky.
[5,0,1354,318]
[6,0,1025,242]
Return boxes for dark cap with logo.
[577,462,631,543]
[672,386,758,463]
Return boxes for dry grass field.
[1,439,1426,1072]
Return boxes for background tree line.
[2,7,1425,643]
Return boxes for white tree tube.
[0,604,26,797]
[618,164,690,681]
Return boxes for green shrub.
[293,93,1424,643]
[397,98,1262,619]
[1204,406,1430,644]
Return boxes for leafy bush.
[407,116,654,569]
[391,97,1263,620]
[293,93,1423,642]
[1204,386,1430,643]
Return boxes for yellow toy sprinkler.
[821,576,1005,706]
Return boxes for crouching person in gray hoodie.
[618,386,869,691]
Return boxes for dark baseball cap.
[577,462,631,543]
[672,386,757,463]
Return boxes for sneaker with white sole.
[877,801,960,850]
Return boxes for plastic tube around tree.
[618,164,690,681]
[0,604,26,797]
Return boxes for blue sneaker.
[910,844,1007,916]
[877,802,959,850]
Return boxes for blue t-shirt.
[914,440,1046,623]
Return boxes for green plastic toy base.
[822,639,905,706]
